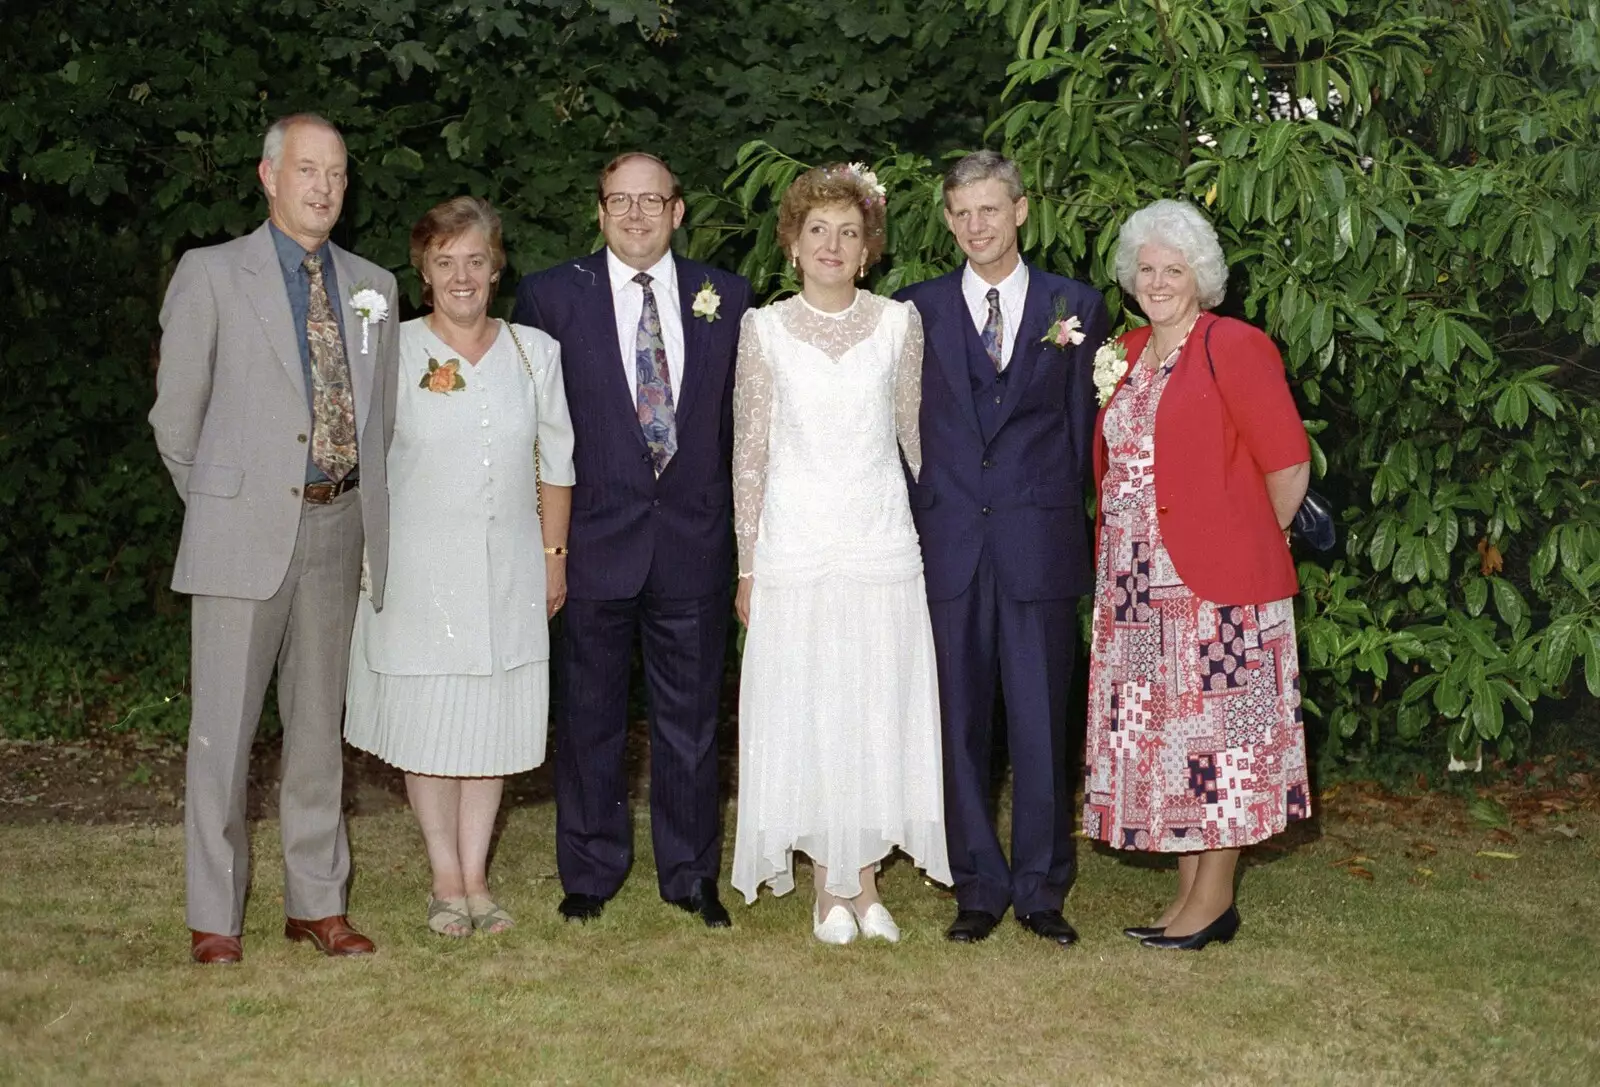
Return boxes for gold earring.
[857,260,867,279]
[789,253,798,269]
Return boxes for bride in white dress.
[731,164,950,944]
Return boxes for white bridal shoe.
[855,902,900,943]
[813,903,858,945]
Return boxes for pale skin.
[737,199,883,924]
[410,227,573,932]
[1132,241,1310,937]
[258,121,348,251]
[943,178,1029,285]
[597,156,683,272]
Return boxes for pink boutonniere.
[1041,299,1086,348]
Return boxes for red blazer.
[1093,312,1310,605]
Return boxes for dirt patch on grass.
[4,724,1595,846]
[0,732,418,825]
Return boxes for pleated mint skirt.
[344,597,550,777]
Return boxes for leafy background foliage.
[0,0,1007,736]
[4,0,1598,776]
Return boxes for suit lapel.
[240,223,307,403]
[926,274,983,439]
[329,243,375,433]
[574,251,649,452]
[991,265,1052,435]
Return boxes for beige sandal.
[428,895,472,938]
[466,894,514,935]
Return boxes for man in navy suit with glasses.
[513,152,751,928]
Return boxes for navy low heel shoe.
[1122,925,1165,940]
[1139,905,1240,950]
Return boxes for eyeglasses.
[601,192,675,217]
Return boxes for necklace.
[1146,312,1203,370]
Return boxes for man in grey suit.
[150,113,398,964]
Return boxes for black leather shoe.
[945,909,1001,943]
[1140,905,1240,950]
[666,878,732,929]
[558,892,607,922]
[1123,925,1165,940]
[1017,909,1080,947]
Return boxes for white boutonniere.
[348,285,389,355]
[692,279,722,322]
[1093,341,1128,406]
[1040,298,1086,349]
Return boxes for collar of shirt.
[606,247,678,304]
[268,220,331,281]
[961,260,1029,370]
[606,248,685,403]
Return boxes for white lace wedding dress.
[730,290,951,903]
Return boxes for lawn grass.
[1,796,1597,1086]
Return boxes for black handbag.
[1203,322,1336,552]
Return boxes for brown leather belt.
[302,478,359,504]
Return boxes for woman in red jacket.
[1083,200,1312,950]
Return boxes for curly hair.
[775,164,888,278]
[409,196,506,308]
[1112,199,1228,310]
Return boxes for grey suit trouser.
[184,489,363,934]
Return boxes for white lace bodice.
[732,291,925,580]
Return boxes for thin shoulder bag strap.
[504,321,544,523]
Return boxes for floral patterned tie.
[303,252,358,483]
[634,271,678,473]
[982,287,1003,372]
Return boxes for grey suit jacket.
[150,221,398,606]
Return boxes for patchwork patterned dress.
[1082,355,1311,852]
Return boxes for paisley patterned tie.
[634,271,678,473]
[303,252,358,483]
[982,286,1003,372]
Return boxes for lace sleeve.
[895,303,925,482]
[732,309,772,578]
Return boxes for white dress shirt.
[607,248,685,403]
[961,260,1029,371]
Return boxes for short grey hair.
[262,113,343,167]
[942,150,1024,205]
[1112,199,1228,309]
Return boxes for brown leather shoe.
[190,930,243,965]
[284,914,376,956]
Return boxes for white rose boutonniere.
[1093,341,1129,406]
[692,279,722,322]
[348,285,390,355]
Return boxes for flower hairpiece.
[830,162,888,208]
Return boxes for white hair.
[1112,199,1228,310]
[261,113,342,167]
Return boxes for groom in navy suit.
[513,152,751,927]
[896,151,1108,946]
